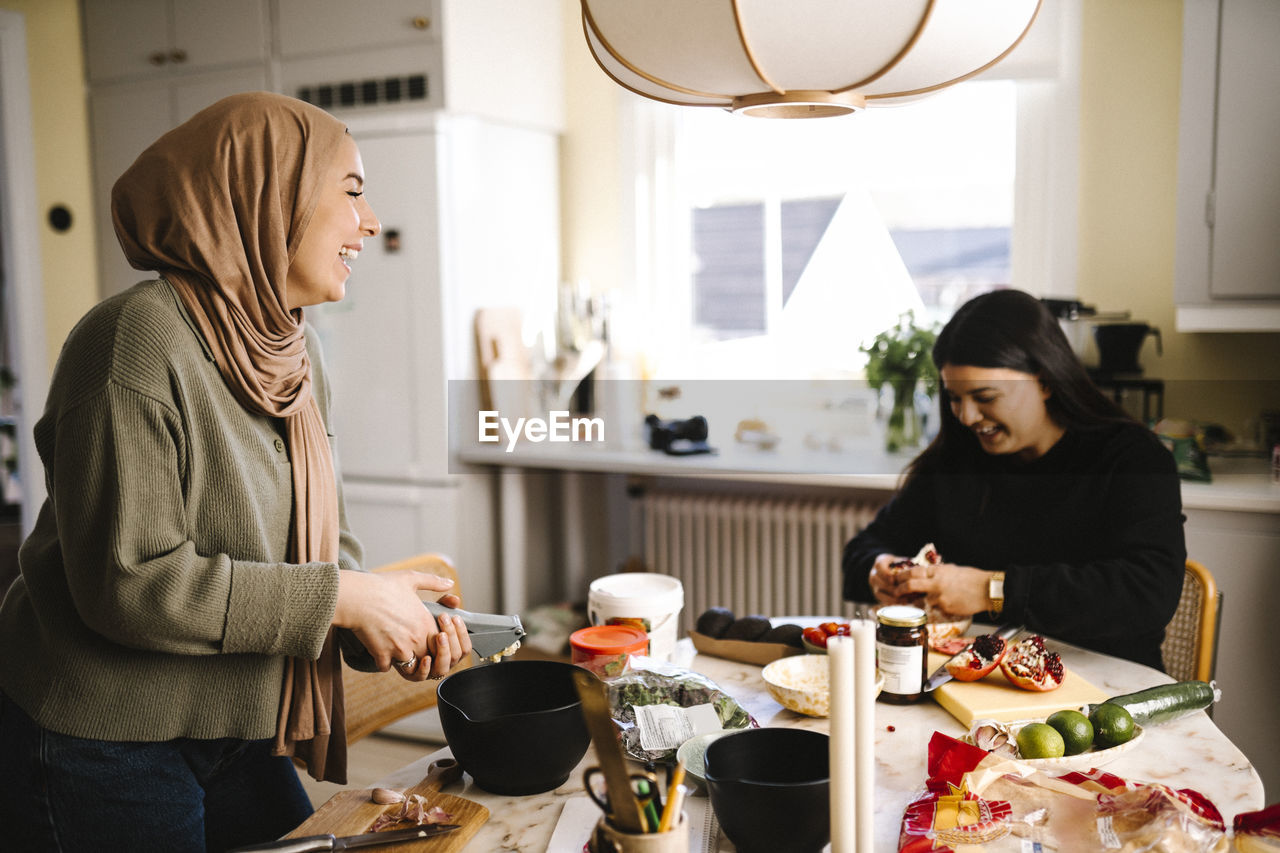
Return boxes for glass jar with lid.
[876,605,929,704]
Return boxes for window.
[685,82,1016,341]
[618,3,1078,379]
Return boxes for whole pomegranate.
[999,635,1065,692]
[944,632,1010,682]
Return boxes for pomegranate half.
[944,632,1010,682]
[999,635,1065,692]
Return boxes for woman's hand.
[332,570,473,680]
[890,562,992,619]
[868,553,914,605]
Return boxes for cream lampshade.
[581,0,1043,118]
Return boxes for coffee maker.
[1040,298,1164,423]
[1039,298,1129,368]
[1092,322,1162,375]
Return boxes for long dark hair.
[903,289,1132,484]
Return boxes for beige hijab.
[112,91,349,783]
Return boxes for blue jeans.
[0,691,314,852]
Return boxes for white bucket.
[587,573,684,662]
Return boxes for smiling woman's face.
[286,134,381,309]
[940,364,1065,461]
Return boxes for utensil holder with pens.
[589,813,689,853]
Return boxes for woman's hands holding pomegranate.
[868,553,994,618]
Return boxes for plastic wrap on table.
[897,732,1229,852]
[605,659,756,763]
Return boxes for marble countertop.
[456,443,1280,514]
[368,637,1265,852]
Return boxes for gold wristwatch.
[988,571,1005,616]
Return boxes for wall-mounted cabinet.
[274,0,562,132]
[83,0,563,300]
[1174,0,1280,331]
[276,0,436,58]
[82,0,267,82]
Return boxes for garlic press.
[422,600,526,661]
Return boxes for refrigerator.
[308,110,560,617]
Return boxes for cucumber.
[1083,681,1220,726]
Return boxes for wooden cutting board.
[287,758,489,851]
[927,652,1110,727]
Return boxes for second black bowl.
[704,727,831,853]
[436,659,590,795]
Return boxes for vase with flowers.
[861,312,940,453]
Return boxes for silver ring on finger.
[394,654,418,670]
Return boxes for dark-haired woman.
[843,289,1185,669]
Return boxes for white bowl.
[761,654,883,717]
[1009,721,1147,772]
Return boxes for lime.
[1046,709,1094,756]
[1016,722,1065,759]
[1090,703,1136,748]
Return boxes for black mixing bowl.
[436,659,591,795]
[704,727,831,853]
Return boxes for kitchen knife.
[923,624,1024,692]
[227,824,461,852]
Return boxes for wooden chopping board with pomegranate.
[928,651,1109,727]
[286,758,488,851]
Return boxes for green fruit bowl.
[1001,720,1146,772]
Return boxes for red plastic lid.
[570,624,649,655]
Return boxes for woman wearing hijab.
[0,92,470,851]
[843,289,1185,670]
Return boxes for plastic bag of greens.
[605,661,756,763]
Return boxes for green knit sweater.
[0,279,364,741]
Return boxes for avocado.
[760,623,804,648]
[695,606,735,638]
[723,614,772,641]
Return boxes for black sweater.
[842,421,1186,670]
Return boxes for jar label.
[877,641,924,695]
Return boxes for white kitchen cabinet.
[276,0,564,132]
[340,482,460,574]
[1182,506,1280,799]
[275,0,436,59]
[81,0,268,82]
[307,129,448,483]
[1174,0,1280,330]
[88,68,268,298]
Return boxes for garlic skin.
[370,787,405,805]
[968,718,1019,757]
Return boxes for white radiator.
[634,491,884,631]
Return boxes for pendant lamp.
[581,0,1042,118]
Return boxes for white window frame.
[615,0,1081,360]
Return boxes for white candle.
[852,620,876,852]
[828,635,855,852]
